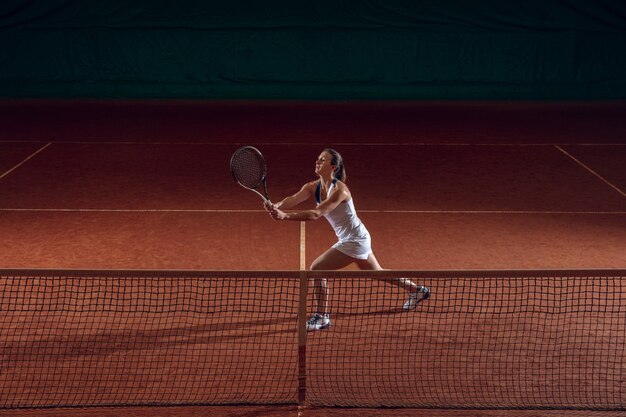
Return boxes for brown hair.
[324,148,346,182]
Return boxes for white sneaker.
[403,286,430,311]
[306,313,331,331]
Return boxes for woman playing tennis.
[265,148,430,331]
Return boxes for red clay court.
[0,100,625,417]
[1,100,625,270]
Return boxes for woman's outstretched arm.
[266,182,315,211]
[269,187,348,221]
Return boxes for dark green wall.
[1,1,625,99]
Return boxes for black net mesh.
[0,269,624,411]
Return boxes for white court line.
[556,146,626,198]
[362,210,626,214]
[0,143,51,181]
[1,140,625,147]
[0,208,624,214]
[300,222,306,270]
[0,208,261,213]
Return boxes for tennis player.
[265,148,430,331]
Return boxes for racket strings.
[231,148,265,189]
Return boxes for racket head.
[230,146,269,198]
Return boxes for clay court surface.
[0,100,625,416]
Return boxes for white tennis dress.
[316,179,372,260]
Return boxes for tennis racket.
[230,146,271,204]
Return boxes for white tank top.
[315,180,370,242]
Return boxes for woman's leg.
[309,248,355,315]
[355,252,419,292]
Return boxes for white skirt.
[332,235,372,260]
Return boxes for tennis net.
[0,269,624,411]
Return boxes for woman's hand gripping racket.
[230,146,272,205]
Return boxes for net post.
[297,270,308,405]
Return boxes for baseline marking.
[0,143,51,181]
[0,208,625,214]
[0,208,261,213]
[556,146,626,198]
[1,140,625,147]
